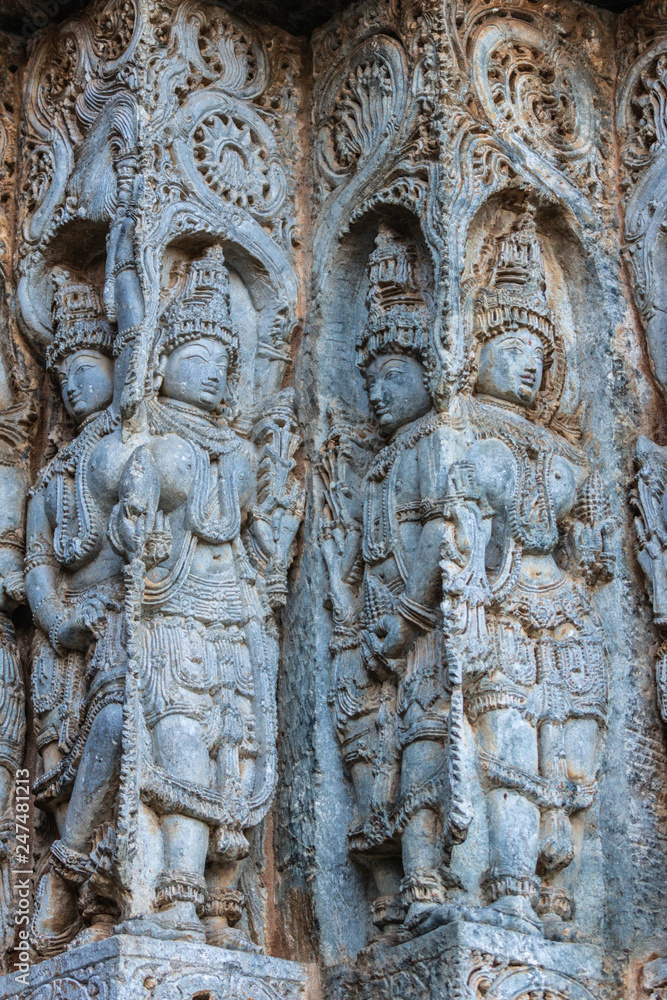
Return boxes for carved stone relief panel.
[5,0,306,974]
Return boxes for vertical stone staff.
[104,146,152,915]
[439,461,491,851]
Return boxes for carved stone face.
[161,336,229,412]
[475,328,544,408]
[365,353,432,435]
[57,349,114,424]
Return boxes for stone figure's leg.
[204,692,259,951]
[539,717,599,941]
[367,858,404,937]
[152,713,209,939]
[203,861,262,952]
[30,702,123,955]
[476,707,542,934]
[400,737,448,928]
[345,747,405,939]
[60,703,124,851]
[39,741,68,832]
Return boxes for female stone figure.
[320,227,470,939]
[420,213,615,940]
[0,388,30,962]
[110,243,302,947]
[26,272,128,954]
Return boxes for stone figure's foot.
[29,870,81,958]
[404,900,439,930]
[401,902,468,938]
[204,923,262,953]
[470,896,542,937]
[71,916,115,948]
[542,914,583,942]
[361,928,411,954]
[116,903,205,943]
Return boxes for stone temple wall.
[0,1,662,998]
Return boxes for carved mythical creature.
[109,233,302,948]
[25,272,129,954]
[419,212,615,941]
[320,227,470,939]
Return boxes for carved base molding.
[0,935,309,1000]
[325,921,606,1000]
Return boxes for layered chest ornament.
[39,408,120,569]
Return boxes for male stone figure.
[419,213,615,940]
[321,227,469,937]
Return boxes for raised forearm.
[114,223,145,334]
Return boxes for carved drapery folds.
[0,0,665,997]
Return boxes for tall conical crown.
[46,269,114,370]
[474,212,555,356]
[357,226,431,368]
[159,246,239,373]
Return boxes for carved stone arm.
[25,490,65,636]
[110,211,145,342]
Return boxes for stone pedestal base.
[0,935,309,1000]
[326,921,605,1000]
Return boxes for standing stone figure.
[25,271,127,954]
[0,383,29,961]
[108,235,303,948]
[423,213,615,940]
[320,227,469,939]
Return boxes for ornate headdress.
[357,226,432,369]
[46,269,114,370]
[473,211,555,363]
[158,246,239,380]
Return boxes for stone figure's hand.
[108,447,161,563]
[0,572,23,613]
[319,520,347,580]
[319,520,359,620]
[361,613,420,678]
[55,595,120,651]
[252,481,305,562]
[110,504,154,562]
[143,511,172,570]
[375,612,421,659]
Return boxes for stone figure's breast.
[87,433,136,511]
[549,454,577,521]
[150,434,197,513]
[468,437,515,517]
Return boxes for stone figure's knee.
[92,702,124,752]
